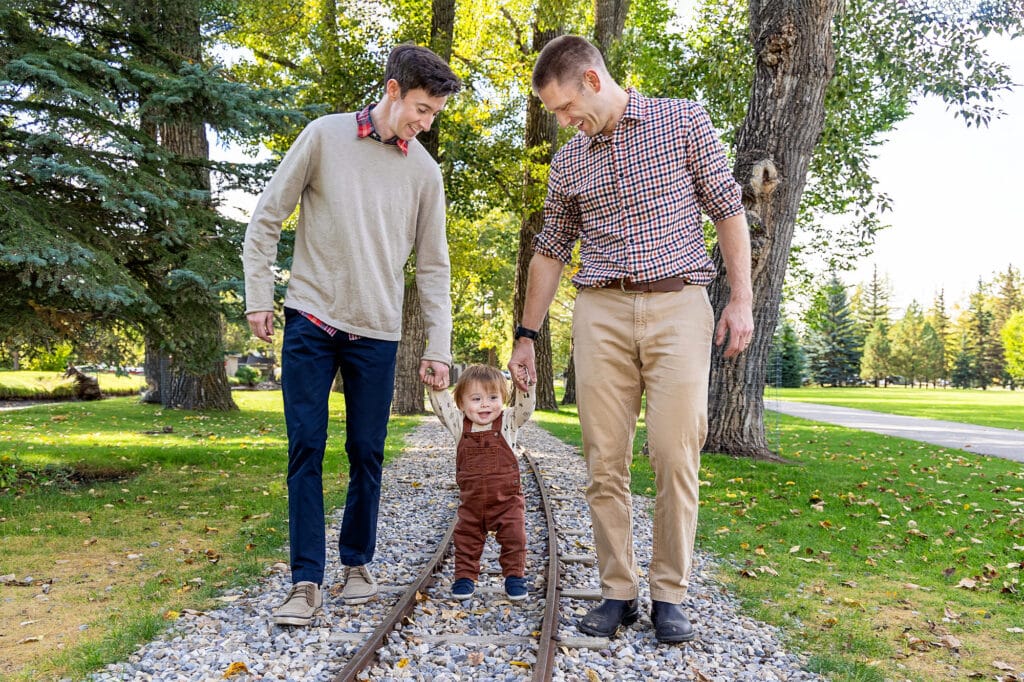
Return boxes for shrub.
[234,365,261,387]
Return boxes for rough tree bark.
[513,7,563,412]
[561,350,576,405]
[705,0,841,458]
[593,0,630,77]
[392,284,427,413]
[392,0,456,415]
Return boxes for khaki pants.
[573,285,713,604]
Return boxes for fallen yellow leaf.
[222,662,249,678]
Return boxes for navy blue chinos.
[281,307,398,585]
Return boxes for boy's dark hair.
[532,35,604,91]
[385,44,462,98]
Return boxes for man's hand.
[715,299,754,358]
[419,360,450,389]
[508,339,536,392]
[247,311,275,343]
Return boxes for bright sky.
[847,34,1024,314]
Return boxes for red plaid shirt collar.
[356,104,409,156]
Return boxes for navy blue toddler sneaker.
[451,578,475,600]
[504,576,528,601]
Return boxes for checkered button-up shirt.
[533,90,744,288]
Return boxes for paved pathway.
[767,399,1024,463]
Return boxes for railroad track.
[330,449,589,682]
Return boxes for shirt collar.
[356,104,409,156]
[589,88,646,147]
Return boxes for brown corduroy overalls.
[453,413,527,580]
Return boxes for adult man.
[509,36,753,644]
[243,45,460,626]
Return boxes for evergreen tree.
[804,274,861,386]
[852,265,892,333]
[768,318,805,388]
[965,279,1002,388]
[926,289,952,384]
[0,1,295,408]
[889,301,928,386]
[860,317,891,387]
[950,335,975,389]
[1002,310,1024,388]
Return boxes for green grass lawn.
[533,395,1024,682]
[770,386,1024,431]
[0,370,147,399]
[0,391,418,681]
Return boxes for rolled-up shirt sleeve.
[532,160,580,264]
[687,104,744,223]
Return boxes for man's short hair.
[532,35,605,91]
[385,44,462,98]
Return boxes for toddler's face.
[461,381,503,426]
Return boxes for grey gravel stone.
[84,420,825,682]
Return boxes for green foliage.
[233,364,260,386]
[661,0,1023,283]
[768,319,805,388]
[859,317,891,386]
[1001,310,1024,386]
[804,275,862,386]
[0,1,301,370]
[21,340,74,372]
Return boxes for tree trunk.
[561,349,576,405]
[593,0,630,76]
[392,0,455,415]
[141,338,168,404]
[133,0,237,411]
[393,283,427,414]
[162,360,236,410]
[513,10,563,412]
[705,0,841,458]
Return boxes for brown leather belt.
[595,276,690,293]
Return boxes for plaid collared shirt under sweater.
[532,90,745,288]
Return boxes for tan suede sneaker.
[341,565,379,605]
[272,581,322,626]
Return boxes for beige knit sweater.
[242,113,453,364]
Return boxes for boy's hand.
[419,360,449,389]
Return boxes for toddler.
[429,364,535,601]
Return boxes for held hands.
[715,299,754,358]
[419,360,450,390]
[508,340,536,392]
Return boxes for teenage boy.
[243,44,461,626]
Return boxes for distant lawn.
[0,370,146,400]
[770,386,1024,431]
[0,391,418,681]
[533,391,1024,682]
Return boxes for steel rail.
[333,448,562,681]
[524,450,561,682]
[331,517,456,682]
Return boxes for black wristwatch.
[514,325,538,341]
